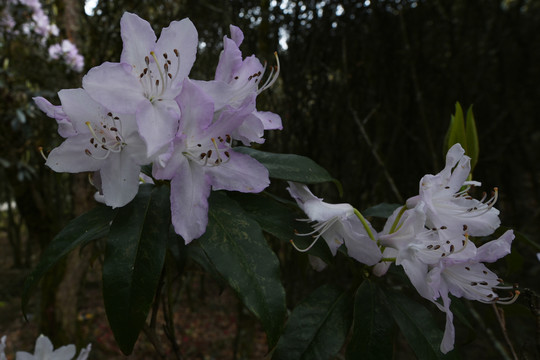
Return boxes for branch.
[349,104,404,203]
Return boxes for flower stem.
[353,208,377,242]
[389,205,407,234]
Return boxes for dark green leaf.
[234,147,337,185]
[22,205,116,315]
[197,191,286,348]
[229,192,334,264]
[363,203,402,218]
[273,285,353,360]
[186,241,227,289]
[381,288,459,360]
[347,281,394,360]
[103,184,170,355]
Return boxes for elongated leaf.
[229,192,334,264]
[381,288,459,360]
[234,147,336,185]
[22,205,116,315]
[347,281,394,360]
[103,184,170,355]
[444,102,465,157]
[186,241,227,289]
[450,103,466,149]
[272,285,353,360]
[197,191,286,348]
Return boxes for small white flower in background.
[1,334,91,360]
[1,335,7,360]
[537,253,540,262]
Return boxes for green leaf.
[444,102,466,157]
[229,192,334,264]
[186,241,227,289]
[272,285,353,360]
[22,205,116,315]
[347,281,394,360]
[465,105,479,171]
[234,147,337,186]
[103,184,170,355]
[362,203,402,218]
[197,191,286,348]
[380,288,459,360]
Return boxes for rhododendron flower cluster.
[2,0,84,72]
[36,12,281,243]
[289,144,518,353]
[48,39,84,72]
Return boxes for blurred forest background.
[1,0,540,358]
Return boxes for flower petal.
[83,62,146,114]
[136,99,180,157]
[215,36,243,82]
[232,113,265,145]
[57,88,105,134]
[254,111,283,130]
[99,152,141,208]
[154,18,198,91]
[205,151,269,193]
[401,257,431,300]
[51,345,76,360]
[119,12,157,71]
[287,182,354,222]
[177,79,214,136]
[342,219,382,266]
[474,230,514,263]
[170,159,211,243]
[438,285,456,354]
[229,25,244,47]
[46,135,103,173]
[75,344,92,360]
[33,335,54,358]
[33,96,76,138]
[372,247,398,277]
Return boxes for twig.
[467,301,512,360]
[398,11,438,171]
[162,257,183,360]
[492,303,519,360]
[143,324,167,359]
[349,104,404,203]
[143,271,167,359]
